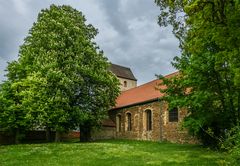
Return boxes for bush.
[221,126,240,165]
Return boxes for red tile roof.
[113,71,179,109]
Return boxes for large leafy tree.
[155,0,240,146]
[2,4,120,142]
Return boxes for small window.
[146,110,152,131]
[116,115,121,132]
[169,107,178,122]
[124,81,127,87]
[126,113,132,131]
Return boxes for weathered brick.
[107,100,197,144]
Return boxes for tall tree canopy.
[155,0,240,146]
[0,4,120,143]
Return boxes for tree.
[3,4,120,142]
[0,81,33,144]
[155,0,240,146]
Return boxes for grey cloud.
[0,0,180,85]
[98,1,129,35]
[96,1,179,84]
[0,0,50,80]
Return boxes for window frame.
[145,109,152,131]
[126,113,132,131]
[169,107,178,122]
[116,114,122,132]
[123,81,127,87]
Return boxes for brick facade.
[108,100,197,143]
[94,70,197,143]
[92,126,116,140]
[0,131,80,144]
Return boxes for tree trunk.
[46,127,51,142]
[79,124,92,142]
[55,131,61,142]
[15,128,20,144]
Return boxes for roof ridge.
[119,79,159,96]
[164,70,179,78]
[113,71,179,109]
[120,71,179,94]
[110,63,131,70]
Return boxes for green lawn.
[0,140,231,166]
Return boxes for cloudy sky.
[0,0,180,85]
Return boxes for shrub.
[221,126,240,165]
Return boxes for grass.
[0,139,232,166]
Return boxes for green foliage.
[155,0,240,146]
[0,81,31,143]
[221,126,240,164]
[222,126,240,151]
[1,4,120,142]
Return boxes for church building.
[93,64,196,143]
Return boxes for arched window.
[146,110,152,131]
[124,81,127,87]
[126,113,132,131]
[169,107,178,122]
[116,115,121,132]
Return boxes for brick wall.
[109,100,197,143]
[91,126,116,140]
[0,131,80,144]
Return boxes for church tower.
[109,64,137,91]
